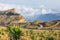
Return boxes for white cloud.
[41,8,53,14]
[0,3,14,10]
[0,3,59,17]
[41,8,48,14]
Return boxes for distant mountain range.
[16,6,60,22]
[35,13,60,21]
[19,8,60,22]
[0,8,60,29]
[0,3,60,22]
[25,13,60,22]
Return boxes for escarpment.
[0,8,26,26]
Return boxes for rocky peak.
[0,8,26,26]
[4,8,16,15]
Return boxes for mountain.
[16,6,60,22]
[0,8,26,26]
[24,8,60,22]
[0,3,60,22]
[35,13,60,21]
[21,19,60,29]
[0,7,60,29]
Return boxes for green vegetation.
[0,26,60,40]
[29,30,37,40]
[8,26,23,40]
[46,35,55,40]
[0,8,60,40]
[39,32,45,40]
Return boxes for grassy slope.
[0,26,60,40]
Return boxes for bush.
[46,35,55,40]
[29,30,37,40]
[39,32,45,40]
[8,26,23,40]
[31,34,37,40]
[46,32,55,40]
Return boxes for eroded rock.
[0,8,26,26]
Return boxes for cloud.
[41,8,52,14]
[0,3,14,10]
[0,3,59,17]
[0,3,36,16]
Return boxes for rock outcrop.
[0,8,26,26]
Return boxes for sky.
[0,0,60,21]
[0,0,60,9]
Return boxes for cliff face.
[0,8,26,26]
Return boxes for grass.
[0,26,60,40]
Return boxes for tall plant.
[46,35,55,40]
[29,30,37,40]
[8,26,23,40]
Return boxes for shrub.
[46,32,55,40]
[39,32,45,40]
[26,30,30,36]
[31,34,37,40]
[46,35,55,40]
[29,30,37,40]
[8,26,23,40]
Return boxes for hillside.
[0,8,26,26]
[0,9,60,29]
[0,26,60,40]
[20,20,60,29]
[0,9,60,40]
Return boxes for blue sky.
[0,0,60,9]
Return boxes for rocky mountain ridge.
[21,20,60,29]
[0,8,26,26]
